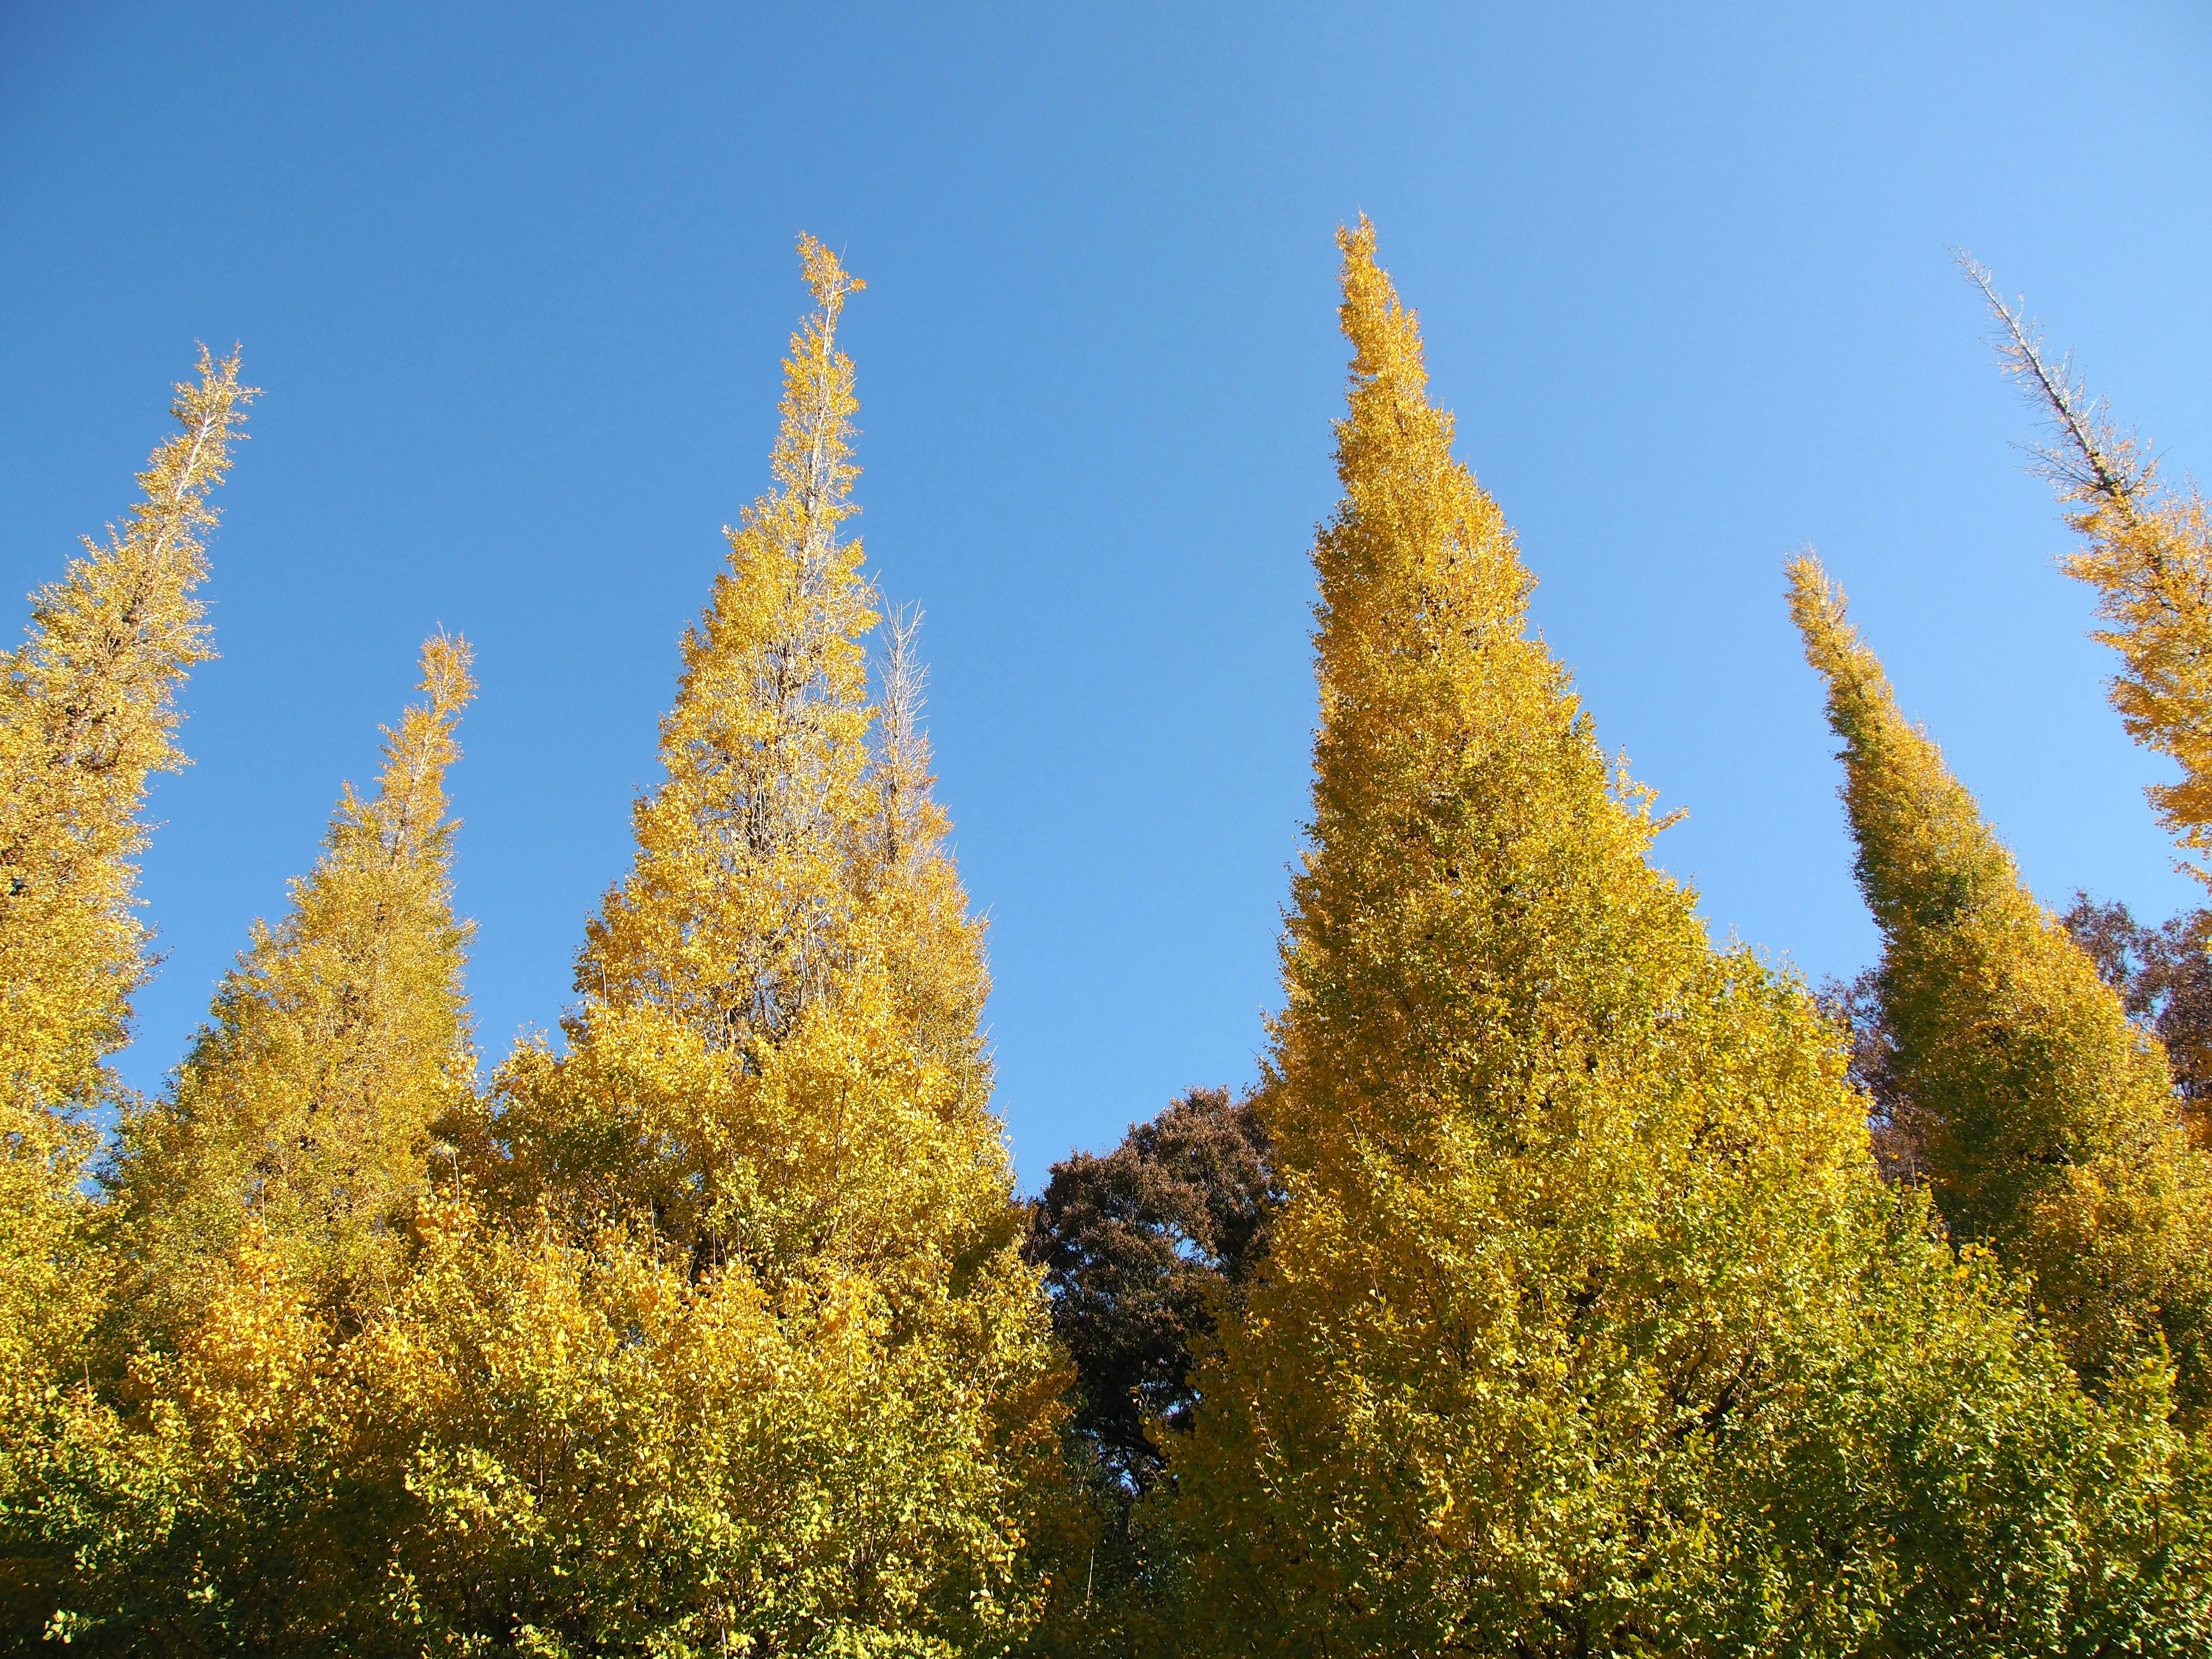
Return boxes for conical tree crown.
[452,238,1055,1654]
[0,347,252,1125]
[1158,224,2160,1659]
[1789,555,2212,1405]
[116,632,476,1319]
[579,236,876,1039]
[0,349,249,1405]
[505,237,1006,1289]
[1276,220,1714,1191]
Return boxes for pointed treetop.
[1788,554,1896,709]
[355,631,475,867]
[1955,251,2153,517]
[1958,251,2212,888]
[573,232,880,1040]
[1310,218,1537,727]
[1786,552,2019,927]
[1336,214,1433,404]
[747,233,869,587]
[12,344,255,782]
[0,346,255,1123]
[1790,549,2212,1403]
[797,232,865,316]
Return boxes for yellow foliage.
[1150,222,2187,1658]
[0,351,249,1642]
[1967,256,2212,889]
[113,633,478,1331]
[501,240,1008,1291]
[474,236,1060,1650]
[131,1224,334,1482]
[1790,555,2212,1408]
[5,1222,350,1650]
[17,239,2208,1657]
[0,350,251,1393]
[0,346,252,1126]
[336,1196,1058,1653]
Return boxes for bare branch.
[1953,247,2148,514]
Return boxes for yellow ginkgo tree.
[0,348,252,1649]
[1149,222,2210,1659]
[112,631,478,1336]
[506,239,1011,1285]
[12,635,478,1650]
[1790,556,2212,1412]
[1964,255,2212,889]
[396,235,1060,1657]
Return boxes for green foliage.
[1026,1086,1278,1497]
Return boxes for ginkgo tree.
[1146,221,2212,1659]
[1791,556,2212,1412]
[397,234,1064,1657]
[0,351,251,1363]
[0,349,253,1649]
[499,241,1013,1285]
[111,631,478,1337]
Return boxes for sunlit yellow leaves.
[1968,259,2212,890]
[461,235,1059,1652]
[0,346,252,1128]
[1154,222,2202,1659]
[1791,555,2212,1409]
[0,352,253,1649]
[112,632,478,1338]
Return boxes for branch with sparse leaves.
[1960,249,2212,885]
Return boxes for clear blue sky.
[5,2,2208,1187]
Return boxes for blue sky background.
[3,2,2208,1187]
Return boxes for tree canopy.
[3,230,2209,1656]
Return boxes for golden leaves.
[1790,554,2212,1410]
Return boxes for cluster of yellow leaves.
[1142,222,2212,1659]
[342,1197,1056,1655]
[112,632,479,1339]
[1790,560,2212,1410]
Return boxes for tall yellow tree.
[1790,557,2212,1409]
[0,635,476,1651]
[0,348,251,1128]
[1961,256,2212,890]
[0,347,251,1645]
[500,239,1012,1290]
[1151,222,2206,1659]
[0,348,250,1376]
[434,236,1057,1656]
[112,632,477,1332]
